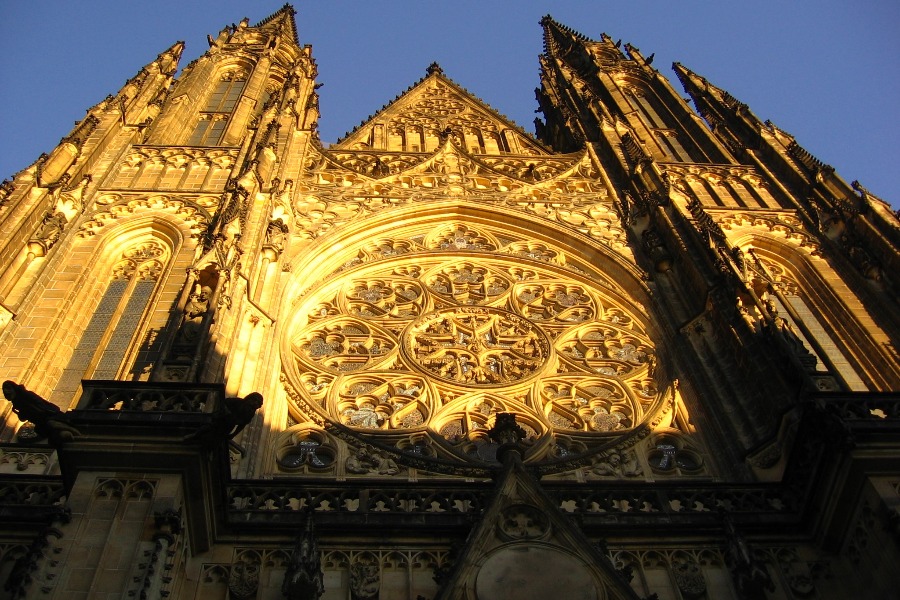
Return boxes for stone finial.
[426,62,443,76]
[282,516,324,600]
[488,413,526,447]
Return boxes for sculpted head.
[2,380,18,401]
[244,392,264,411]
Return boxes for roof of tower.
[332,64,549,153]
[253,3,299,46]
[539,14,628,72]
[539,14,599,55]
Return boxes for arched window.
[188,70,247,146]
[52,241,169,402]
[754,254,868,391]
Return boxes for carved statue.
[2,380,80,446]
[373,451,399,475]
[171,266,220,360]
[176,283,212,346]
[349,562,380,600]
[185,284,212,319]
[32,211,67,252]
[184,392,263,453]
[345,446,370,474]
[641,227,672,272]
[345,446,399,475]
[592,450,642,477]
[282,517,325,600]
[264,218,289,255]
[723,517,775,599]
[769,305,817,370]
[370,156,390,178]
[736,297,759,333]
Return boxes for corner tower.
[0,4,321,408]
[536,15,900,459]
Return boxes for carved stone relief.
[497,504,551,540]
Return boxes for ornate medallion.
[403,307,550,388]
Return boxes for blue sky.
[1,1,897,206]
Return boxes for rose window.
[283,240,665,464]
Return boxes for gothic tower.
[0,8,897,600]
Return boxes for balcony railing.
[77,380,222,413]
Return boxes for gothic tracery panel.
[283,226,667,466]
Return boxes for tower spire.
[676,61,900,287]
[254,3,299,45]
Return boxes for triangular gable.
[333,64,550,156]
[435,449,642,599]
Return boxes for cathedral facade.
[0,6,898,599]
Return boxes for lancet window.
[188,70,248,146]
[753,256,868,391]
[623,85,694,162]
[52,241,169,403]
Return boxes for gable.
[332,65,550,156]
[434,445,642,600]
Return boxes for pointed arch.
[188,66,250,146]
[6,216,191,406]
[49,220,184,404]
[736,233,900,391]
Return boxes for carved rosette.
[498,504,551,540]
[283,225,665,465]
[403,307,551,388]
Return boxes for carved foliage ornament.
[498,504,551,540]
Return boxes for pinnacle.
[671,63,729,105]
[672,62,702,88]
[539,15,594,43]
[255,3,296,27]
[539,14,603,59]
[251,4,300,46]
[162,40,185,60]
[426,62,443,76]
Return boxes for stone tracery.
[283,224,666,465]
